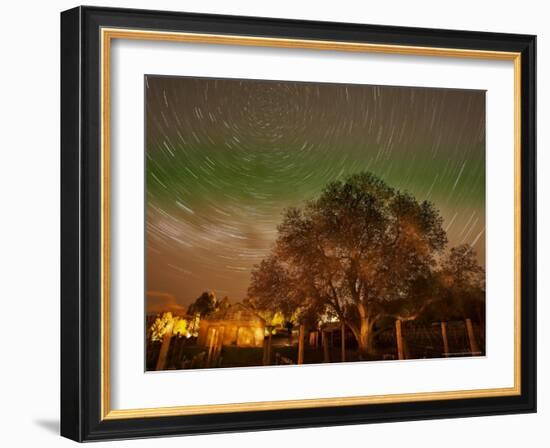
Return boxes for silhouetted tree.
[248,172,448,358]
[441,244,484,289]
[423,244,485,323]
[187,291,218,317]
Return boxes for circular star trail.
[145,76,485,311]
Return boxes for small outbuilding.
[197,302,266,348]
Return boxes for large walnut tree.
[248,172,484,358]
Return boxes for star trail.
[145,76,485,311]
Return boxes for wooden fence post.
[155,328,173,371]
[267,330,272,364]
[206,328,218,367]
[322,330,330,362]
[173,337,183,367]
[465,318,480,355]
[297,324,305,364]
[341,323,346,362]
[263,334,268,365]
[263,328,273,365]
[395,319,405,360]
[214,327,225,361]
[309,331,318,347]
[441,321,449,357]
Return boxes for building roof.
[204,302,266,325]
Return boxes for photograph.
[54,4,537,442]
[144,76,487,371]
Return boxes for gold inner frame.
[100,27,522,420]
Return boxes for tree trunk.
[348,304,376,360]
[357,318,376,359]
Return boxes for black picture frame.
[61,5,536,442]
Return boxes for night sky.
[145,76,485,313]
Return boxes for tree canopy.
[417,244,485,324]
[187,291,218,317]
[248,172,483,357]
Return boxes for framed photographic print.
[60,6,536,441]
